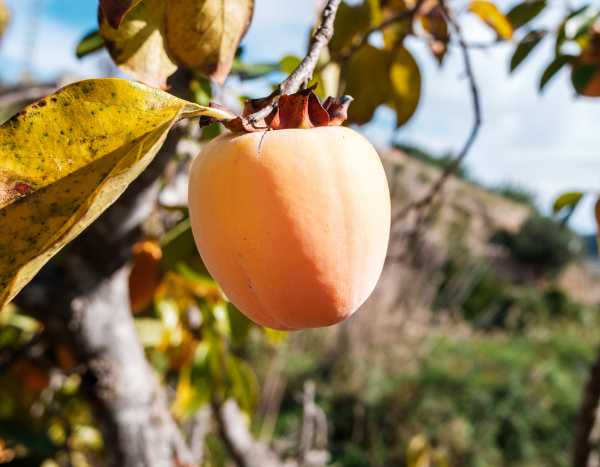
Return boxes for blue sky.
[1,0,599,232]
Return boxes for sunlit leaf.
[388,46,421,126]
[165,0,254,84]
[134,318,164,347]
[100,0,143,29]
[552,191,583,214]
[382,0,411,49]
[539,55,572,92]
[406,434,430,467]
[510,30,546,72]
[0,78,230,309]
[76,30,105,59]
[0,0,9,41]
[506,0,546,29]
[344,45,391,124]
[469,0,513,40]
[100,0,176,89]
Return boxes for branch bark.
[573,348,600,467]
[246,0,342,125]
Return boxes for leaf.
[100,0,176,89]
[0,78,231,309]
[388,46,421,126]
[571,63,599,94]
[344,45,391,124]
[100,0,143,29]
[539,55,572,92]
[552,191,583,214]
[0,0,9,40]
[510,30,546,72]
[469,0,513,40]
[134,318,164,347]
[76,30,105,59]
[506,0,547,29]
[231,60,279,80]
[420,3,449,64]
[165,0,254,84]
[329,1,380,59]
[382,0,412,49]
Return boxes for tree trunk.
[573,347,600,467]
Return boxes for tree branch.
[246,0,342,125]
[393,0,482,225]
[573,348,600,467]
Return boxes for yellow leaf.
[344,45,420,126]
[0,0,9,40]
[388,46,421,126]
[0,78,229,310]
[100,0,177,89]
[100,0,143,28]
[382,0,411,49]
[406,434,431,467]
[469,0,513,40]
[165,0,254,84]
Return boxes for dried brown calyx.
[200,88,353,133]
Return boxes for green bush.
[277,335,594,467]
[492,215,580,276]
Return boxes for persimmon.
[188,91,390,330]
[572,24,600,97]
[129,240,163,313]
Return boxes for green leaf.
[100,0,176,89]
[506,0,547,29]
[552,191,583,214]
[227,303,253,345]
[76,30,105,59]
[100,0,143,29]
[539,55,572,92]
[165,0,254,84]
[510,30,546,72]
[231,60,279,80]
[469,0,513,40]
[344,45,391,124]
[279,55,301,74]
[344,45,420,126]
[0,78,232,309]
[571,63,599,94]
[329,0,381,59]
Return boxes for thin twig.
[246,0,342,126]
[393,0,482,225]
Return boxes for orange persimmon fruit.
[188,91,391,330]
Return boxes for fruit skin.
[188,126,390,330]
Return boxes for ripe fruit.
[129,240,163,313]
[188,93,390,330]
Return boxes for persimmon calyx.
[199,89,353,133]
